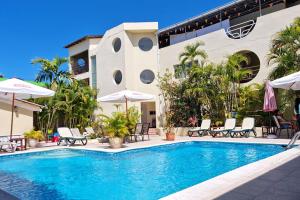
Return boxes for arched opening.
[236,50,260,83]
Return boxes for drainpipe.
[259,0,262,17]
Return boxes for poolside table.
[10,136,27,151]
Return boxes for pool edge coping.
[160,145,300,200]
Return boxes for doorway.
[141,102,156,128]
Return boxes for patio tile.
[253,190,300,200]
[216,191,254,200]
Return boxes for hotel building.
[65,0,300,128]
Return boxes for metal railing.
[285,131,300,149]
[226,20,256,39]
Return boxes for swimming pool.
[0,142,284,200]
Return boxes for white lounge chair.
[84,127,94,137]
[0,136,17,152]
[57,127,87,146]
[85,126,109,143]
[210,118,236,137]
[230,117,256,138]
[188,119,211,137]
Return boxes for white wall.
[93,23,159,117]
[0,100,38,136]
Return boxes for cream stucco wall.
[0,101,38,136]
[91,23,160,118]
[159,4,300,85]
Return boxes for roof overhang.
[64,35,103,48]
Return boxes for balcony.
[70,51,89,75]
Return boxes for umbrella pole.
[10,93,15,140]
[125,97,128,117]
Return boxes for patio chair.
[188,119,211,137]
[272,116,295,138]
[129,123,143,142]
[230,117,256,138]
[141,123,150,141]
[84,127,94,137]
[210,118,236,137]
[57,127,87,146]
[85,126,109,143]
[0,136,17,152]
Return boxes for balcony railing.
[226,20,256,39]
[71,65,89,75]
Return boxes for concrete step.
[148,128,158,135]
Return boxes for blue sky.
[0,0,231,80]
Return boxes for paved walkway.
[216,156,300,200]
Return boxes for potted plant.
[24,130,44,148]
[165,110,175,141]
[103,112,128,148]
[157,70,177,141]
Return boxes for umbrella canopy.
[263,81,277,112]
[0,78,55,139]
[98,90,155,114]
[0,78,54,99]
[270,71,300,90]
[98,90,154,103]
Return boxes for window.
[113,70,122,85]
[138,37,153,51]
[91,56,97,89]
[77,58,86,68]
[236,50,260,83]
[140,69,155,84]
[112,38,121,52]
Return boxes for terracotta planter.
[166,132,175,141]
[28,139,38,148]
[109,137,123,149]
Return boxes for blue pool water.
[0,142,284,200]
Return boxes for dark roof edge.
[64,35,103,48]
[158,0,246,33]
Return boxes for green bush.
[24,130,44,141]
[126,106,141,134]
[102,112,128,138]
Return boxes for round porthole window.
[77,58,86,68]
[112,38,121,52]
[138,37,153,51]
[113,70,122,85]
[140,69,155,84]
[235,50,260,83]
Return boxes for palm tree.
[179,41,207,67]
[224,53,252,112]
[268,17,300,79]
[32,57,71,88]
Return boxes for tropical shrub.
[32,57,98,136]
[157,70,178,132]
[102,112,128,138]
[160,41,262,127]
[24,130,44,141]
[126,106,141,134]
[268,17,300,115]
[268,17,300,80]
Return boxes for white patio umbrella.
[98,89,155,114]
[0,78,55,139]
[270,71,300,90]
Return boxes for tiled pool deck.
[1,135,300,200]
